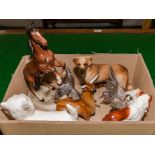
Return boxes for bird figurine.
[101,66,142,110]
[103,93,152,121]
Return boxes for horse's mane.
[26,23,36,36]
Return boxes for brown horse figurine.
[23,25,66,101]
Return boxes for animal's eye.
[52,87,56,90]
[125,95,133,101]
[84,63,87,66]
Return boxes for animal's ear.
[89,74,99,84]
[73,58,79,65]
[81,85,87,89]
[30,22,36,28]
[0,102,7,110]
[26,26,31,34]
[86,56,92,66]
[25,23,36,34]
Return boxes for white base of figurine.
[25,107,78,121]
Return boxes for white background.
[0,0,154,19]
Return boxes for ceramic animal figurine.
[54,67,80,101]
[24,25,66,101]
[73,56,132,90]
[100,66,142,110]
[26,23,48,51]
[103,94,151,121]
[56,75,98,120]
[28,85,57,111]
[1,94,78,121]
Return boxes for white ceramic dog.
[124,89,143,105]
[107,88,143,110]
[124,94,151,121]
[1,94,78,121]
[103,93,151,121]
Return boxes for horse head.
[26,23,48,49]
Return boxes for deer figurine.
[56,75,99,120]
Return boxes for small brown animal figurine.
[73,56,132,90]
[23,24,66,101]
[56,75,99,120]
[103,94,152,121]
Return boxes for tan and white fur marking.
[124,94,151,121]
[124,88,143,105]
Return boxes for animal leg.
[52,70,62,85]
[115,73,128,90]
[23,71,44,102]
[54,58,66,78]
[29,81,45,102]
[66,104,78,120]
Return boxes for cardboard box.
[0,53,155,135]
